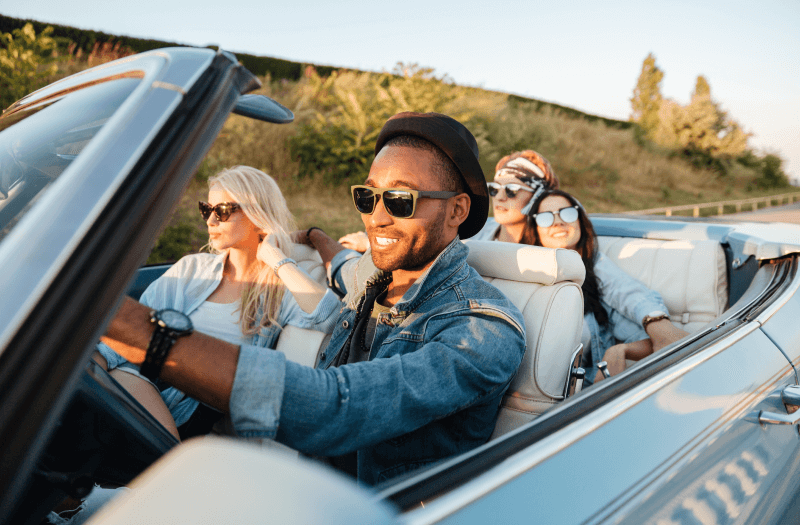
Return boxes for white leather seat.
[463,241,586,440]
[272,243,331,367]
[598,237,728,333]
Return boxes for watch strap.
[140,323,175,381]
[642,313,670,329]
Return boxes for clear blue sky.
[4,0,798,181]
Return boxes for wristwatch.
[139,309,193,381]
[642,311,669,329]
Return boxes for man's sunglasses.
[532,206,580,228]
[487,182,534,199]
[351,186,459,219]
[199,201,241,222]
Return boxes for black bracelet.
[306,226,324,243]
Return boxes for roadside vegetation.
[1,19,793,263]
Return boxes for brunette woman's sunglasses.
[487,182,534,199]
[532,206,580,227]
[351,186,459,219]
[199,201,240,222]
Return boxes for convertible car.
[2,47,800,525]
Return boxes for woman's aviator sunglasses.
[532,206,580,228]
[199,201,240,222]
[351,186,459,219]
[487,182,534,199]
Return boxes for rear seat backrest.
[464,240,585,439]
[597,237,728,333]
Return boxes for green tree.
[674,75,723,152]
[0,23,58,111]
[653,75,750,164]
[630,53,664,138]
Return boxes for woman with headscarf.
[471,150,558,242]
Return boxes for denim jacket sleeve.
[229,307,525,456]
[328,248,362,296]
[595,252,669,329]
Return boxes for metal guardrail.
[624,191,800,217]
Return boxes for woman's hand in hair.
[256,233,286,269]
[338,231,369,253]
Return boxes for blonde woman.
[96,166,339,438]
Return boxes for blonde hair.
[206,166,297,335]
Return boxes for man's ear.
[446,193,471,229]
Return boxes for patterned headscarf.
[494,150,559,215]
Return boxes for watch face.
[158,309,193,332]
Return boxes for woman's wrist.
[306,226,324,245]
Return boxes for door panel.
[434,326,800,524]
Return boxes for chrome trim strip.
[725,263,780,322]
[400,322,762,525]
[152,81,186,95]
[755,259,799,324]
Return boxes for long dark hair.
[523,189,609,326]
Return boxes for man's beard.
[369,209,447,273]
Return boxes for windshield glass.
[0,75,141,241]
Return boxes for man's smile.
[374,236,399,246]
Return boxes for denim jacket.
[230,238,526,485]
[97,252,340,426]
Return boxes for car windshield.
[0,76,141,242]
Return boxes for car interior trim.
[151,81,187,95]
[753,258,800,324]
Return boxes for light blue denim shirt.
[230,238,527,485]
[97,252,340,426]
[585,251,668,382]
[471,218,668,383]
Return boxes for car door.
[392,257,800,524]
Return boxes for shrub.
[754,154,790,189]
[289,64,502,185]
[0,23,58,110]
[146,222,203,264]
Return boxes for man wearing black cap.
[102,112,526,485]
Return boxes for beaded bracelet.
[272,257,297,274]
[306,226,324,243]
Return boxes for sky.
[4,0,798,181]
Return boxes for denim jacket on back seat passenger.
[229,238,526,485]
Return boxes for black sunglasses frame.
[487,182,535,199]
[532,205,580,228]
[351,186,460,219]
[199,201,241,222]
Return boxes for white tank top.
[189,301,249,346]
